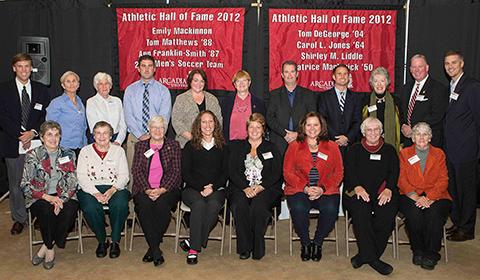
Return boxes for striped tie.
[21,86,31,128]
[407,82,420,126]
[142,83,149,133]
[339,91,345,113]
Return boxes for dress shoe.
[239,251,251,260]
[300,243,312,261]
[421,257,437,270]
[31,254,45,266]
[109,242,121,258]
[153,255,165,267]
[369,259,393,275]
[10,222,24,235]
[186,253,198,265]
[446,225,457,234]
[142,250,153,263]
[179,239,191,252]
[412,255,423,266]
[43,257,55,270]
[447,230,474,242]
[96,241,109,258]
[350,254,365,269]
[311,245,322,262]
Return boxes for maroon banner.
[117,7,245,91]
[269,9,397,92]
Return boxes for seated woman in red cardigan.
[398,122,451,270]
[284,112,343,262]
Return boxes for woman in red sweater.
[284,112,343,262]
[398,122,451,270]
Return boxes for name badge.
[450,92,459,100]
[408,155,420,165]
[262,152,273,159]
[34,103,43,110]
[367,105,377,112]
[370,154,381,161]
[144,149,155,158]
[317,151,328,161]
[58,156,70,164]
[416,95,428,101]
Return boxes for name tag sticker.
[58,156,70,164]
[450,92,459,100]
[370,154,381,161]
[144,149,155,158]
[408,155,420,165]
[262,152,273,159]
[317,152,328,161]
[34,103,43,110]
[367,105,377,112]
[416,95,428,101]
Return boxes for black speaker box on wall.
[17,36,50,86]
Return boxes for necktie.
[339,91,346,113]
[407,82,420,126]
[288,91,294,131]
[142,83,150,133]
[21,86,31,128]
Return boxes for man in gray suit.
[267,61,316,155]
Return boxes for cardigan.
[283,140,343,196]
[77,144,129,195]
[131,138,182,196]
[171,89,223,148]
[21,145,78,208]
[398,145,451,201]
[344,141,399,196]
[228,139,282,193]
[182,140,228,192]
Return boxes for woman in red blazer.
[284,112,343,262]
[398,122,451,271]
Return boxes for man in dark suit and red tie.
[443,50,480,242]
[0,53,49,235]
[400,54,448,148]
[317,64,362,156]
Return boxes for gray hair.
[369,67,391,87]
[40,120,62,138]
[93,72,113,91]
[412,122,432,140]
[60,70,80,84]
[148,115,167,131]
[360,117,383,136]
[410,54,428,65]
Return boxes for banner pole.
[403,0,411,84]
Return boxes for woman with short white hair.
[86,72,127,145]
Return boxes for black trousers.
[229,187,281,259]
[29,199,79,249]
[133,189,180,259]
[182,188,225,252]
[344,194,398,263]
[447,159,478,235]
[399,196,451,261]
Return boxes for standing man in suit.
[0,53,49,234]
[266,60,316,155]
[400,54,448,148]
[317,64,362,156]
[443,50,480,242]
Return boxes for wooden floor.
[0,201,479,280]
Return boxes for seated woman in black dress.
[180,110,228,265]
[344,116,399,275]
[228,113,282,260]
[22,121,79,270]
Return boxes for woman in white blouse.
[86,72,127,145]
[77,121,130,259]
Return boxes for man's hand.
[334,135,349,146]
[284,130,298,143]
[401,124,412,138]
[139,133,151,141]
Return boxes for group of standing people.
[0,50,478,275]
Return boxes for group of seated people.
[21,110,450,276]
